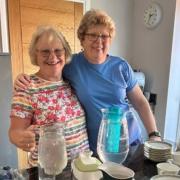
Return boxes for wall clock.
[143,2,162,29]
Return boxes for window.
[0,0,9,53]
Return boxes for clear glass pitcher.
[97,106,129,164]
[38,123,67,180]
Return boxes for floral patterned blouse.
[11,75,89,166]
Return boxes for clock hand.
[148,13,154,24]
[149,13,153,18]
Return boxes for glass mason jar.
[38,123,67,180]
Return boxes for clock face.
[144,2,162,29]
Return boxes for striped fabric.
[11,75,89,167]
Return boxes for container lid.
[74,151,102,172]
[106,106,128,121]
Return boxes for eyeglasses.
[84,33,111,42]
[36,48,65,58]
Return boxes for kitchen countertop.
[26,144,158,180]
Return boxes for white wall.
[91,0,177,136]
[132,0,176,135]
[0,55,18,167]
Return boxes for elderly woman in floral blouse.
[9,26,89,167]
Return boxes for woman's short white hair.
[29,25,72,66]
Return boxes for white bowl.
[172,151,180,165]
[167,158,180,167]
[151,174,180,180]
[156,162,180,175]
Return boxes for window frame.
[0,0,9,53]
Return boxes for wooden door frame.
[7,0,24,82]
[0,0,9,53]
[65,0,91,13]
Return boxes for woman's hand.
[14,73,30,91]
[9,125,38,152]
[149,136,161,141]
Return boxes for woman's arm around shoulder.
[14,73,30,91]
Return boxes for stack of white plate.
[144,141,172,162]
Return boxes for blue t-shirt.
[63,52,142,153]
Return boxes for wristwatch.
[148,131,161,138]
